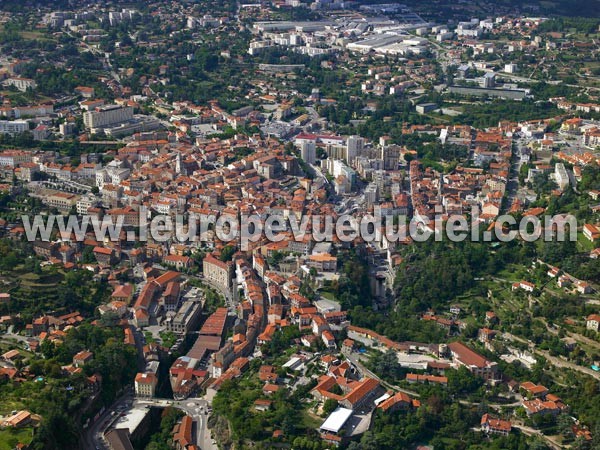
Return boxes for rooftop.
[320,407,353,434]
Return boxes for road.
[502,331,600,381]
[134,397,217,450]
[1,331,30,346]
[83,389,134,450]
[344,350,420,397]
[513,424,563,450]
[503,137,524,213]
[84,394,217,450]
[194,274,235,308]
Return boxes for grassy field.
[318,290,337,301]
[576,232,596,252]
[301,410,322,429]
[0,427,33,450]
[0,399,27,417]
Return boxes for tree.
[322,398,338,416]
[558,413,574,438]
[219,245,236,262]
[371,349,403,381]
[447,366,484,395]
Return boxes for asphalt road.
[84,394,217,450]
[134,397,218,450]
[83,389,134,450]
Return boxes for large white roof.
[319,407,353,434]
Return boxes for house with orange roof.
[339,377,382,410]
[481,413,511,436]
[253,399,272,412]
[586,314,600,331]
[406,373,448,386]
[258,365,278,383]
[522,398,567,416]
[520,381,548,398]
[512,280,535,292]
[307,253,337,272]
[172,415,195,450]
[163,254,193,271]
[2,410,31,428]
[322,330,336,349]
[93,246,115,266]
[262,383,281,396]
[583,224,600,242]
[111,284,133,304]
[447,341,498,381]
[73,350,93,367]
[377,391,419,413]
[135,372,158,398]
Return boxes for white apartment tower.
[346,135,364,163]
[83,105,133,129]
[300,140,316,165]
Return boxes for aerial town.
[0,0,599,449]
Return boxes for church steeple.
[175,151,185,175]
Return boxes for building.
[587,314,600,332]
[299,140,316,165]
[0,149,32,166]
[40,192,79,212]
[77,194,100,215]
[112,284,134,304]
[346,135,364,162]
[481,72,496,88]
[83,105,134,129]
[172,415,194,450]
[377,391,419,413]
[322,330,336,348]
[447,85,527,100]
[512,280,535,292]
[406,373,448,386]
[416,103,437,114]
[554,163,569,190]
[0,120,29,135]
[253,399,272,411]
[134,372,158,397]
[307,253,337,272]
[481,414,511,436]
[106,206,139,227]
[522,397,567,416]
[447,342,498,381]
[162,281,181,312]
[3,77,37,92]
[94,246,115,266]
[75,86,95,98]
[73,350,93,367]
[165,300,202,335]
[163,255,193,271]
[203,253,233,292]
[339,377,381,410]
[2,410,31,428]
[319,407,353,442]
[583,224,600,242]
[105,428,135,450]
[341,339,354,353]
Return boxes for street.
[84,393,217,450]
